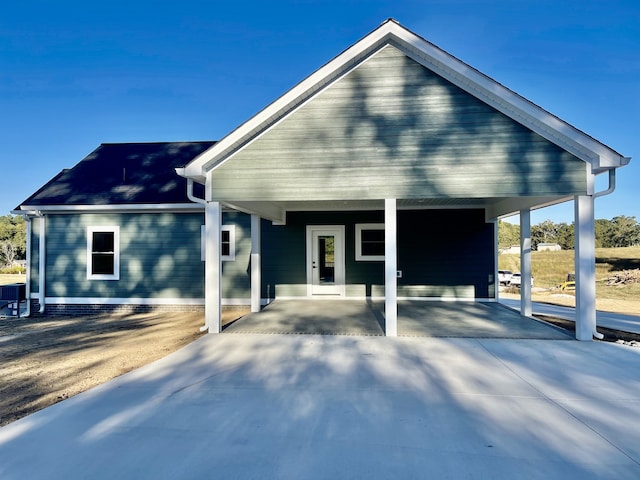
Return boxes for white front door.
[306,226,345,295]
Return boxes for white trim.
[355,223,385,261]
[19,203,204,213]
[87,226,120,281]
[44,297,261,306]
[306,225,346,296]
[222,298,265,306]
[46,297,205,305]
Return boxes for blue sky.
[2,0,638,225]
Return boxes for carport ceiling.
[224,195,570,222]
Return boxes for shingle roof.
[19,142,215,207]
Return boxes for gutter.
[589,168,617,340]
[180,175,209,332]
[593,168,616,199]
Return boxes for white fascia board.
[183,20,628,179]
[18,203,205,214]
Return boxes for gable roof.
[18,142,215,211]
[182,19,629,183]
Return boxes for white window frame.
[355,223,385,261]
[201,224,236,262]
[87,226,120,280]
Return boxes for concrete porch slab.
[223,299,571,340]
[396,301,571,339]
[223,299,385,335]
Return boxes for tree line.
[498,216,640,251]
[0,215,26,267]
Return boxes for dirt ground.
[0,308,248,427]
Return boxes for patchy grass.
[0,274,25,286]
[499,246,640,315]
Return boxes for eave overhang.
[15,203,205,215]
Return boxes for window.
[201,225,236,261]
[355,223,385,261]
[221,226,235,260]
[87,226,120,280]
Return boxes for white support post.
[385,199,398,336]
[520,209,532,317]
[251,214,262,313]
[205,201,222,333]
[493,220,499,301]
[575,195,596,341]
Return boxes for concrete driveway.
[1,333,639,479]
[500,298,640,335]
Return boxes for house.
[537,243,562,252]
[15,19,630,341]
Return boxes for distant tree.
[594,219,612,248]
[605,216,640,247]
[531,220,559,250]
[500,216,638,252]
[0,241,16,267]
[0,215,26,259]
[497,220,520,249]
[555,223,574,250]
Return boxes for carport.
[180,21,630,341]
[223,300,570,340]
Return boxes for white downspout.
[586,169,617,340]
[185,178,208,206]
[184,178,216,333]
[38,213,46,314]
[593,169,616,199]
[576,168,617,340]
[184,178,222,333]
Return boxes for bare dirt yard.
[0,309,248,427]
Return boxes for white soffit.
[183,19,629,180]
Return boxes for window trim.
[355,223,385,261]
[87,226,120,280]
[201,224,236,262]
